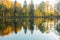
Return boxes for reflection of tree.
[29,0,34,34]
[38,21,45,33]
[55,23,60,32]
[0,24,3,36]
[0,19,54,35]
[14,0,17,34]
[23,25,27,34]
[14,22,17,34]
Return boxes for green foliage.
[0,25,2,30]
[0,5,2,9]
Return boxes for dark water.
[0,17,60,40]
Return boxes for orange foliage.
[4,0,11,9]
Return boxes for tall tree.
[38,1,54,16]
[29,0,34,34]
[14,0,17,34]
[54,1,60,16]
[34,5,43,26]
[23,0,27,34]
[54,1,60,33]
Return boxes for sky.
[10,0,57,6]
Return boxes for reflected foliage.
[0,18,55,36]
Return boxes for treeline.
[0,0,54,17]
[0,0,60,17]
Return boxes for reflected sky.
[0,28,59,40]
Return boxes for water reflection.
[0,17,59,35]
[0,28,59,40]
[0,17,60,40]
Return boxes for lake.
[0,17,60,40]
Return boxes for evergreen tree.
[29,0,34,34]
[23,0,27,34]
[14,0,17,34]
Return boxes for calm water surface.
[0,18,60,40]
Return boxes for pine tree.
[23,0,27,34]
[29,0,34,34]
[14,0,17,34]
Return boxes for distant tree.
[38,1,54,16]
[54,1,60,19]
[34,5,43,26]
[23,25,27,34]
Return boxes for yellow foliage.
[4,26,12,35]
[34,6,42,26]
[3,0,11,9]
[34,18,43,26]
[16,2,21,9]
[34,8,42,16]
[44,2,54,16]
